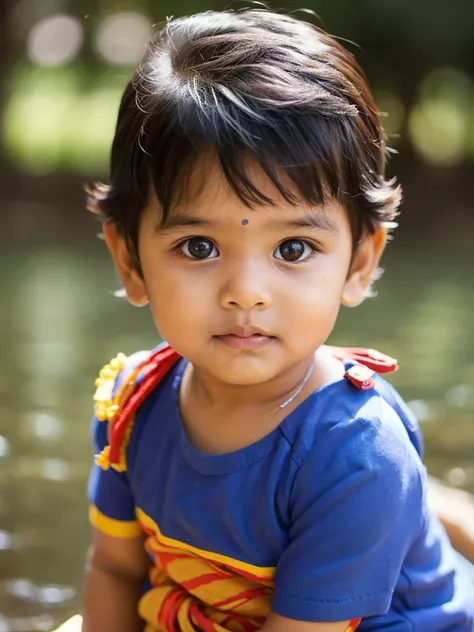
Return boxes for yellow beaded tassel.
[93,353,128,421]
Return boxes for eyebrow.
[155,213,212,233]
[278,212,339,234]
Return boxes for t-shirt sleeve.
[272,406,425,622]
[87,353,149,539]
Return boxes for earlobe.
[342,227,387,307]
[102,222,149,307]
[341,277,364,307]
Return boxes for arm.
[270,411,424,623]
[427,476,474,564]
[84,353,152,632]
[82,527,149,632]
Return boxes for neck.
[182,347,342,415]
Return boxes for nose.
[219,263,272,311]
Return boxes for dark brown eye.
[181,237,218,260]
[274,240,313,262]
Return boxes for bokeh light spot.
[27,14,84,66]
[408,66,473,167]
[94,12,151,65]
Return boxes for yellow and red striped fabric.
[136,509,360,632]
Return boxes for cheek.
[289,279,342,325]
[290,258,347,307]
[141,258,212,337]
[282,261,347,334]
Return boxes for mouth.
[213,326,275,350]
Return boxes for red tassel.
[325,346,398,373]
[108,346,181,467]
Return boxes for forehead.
[152,154,349,229]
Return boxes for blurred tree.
[0,0,15,195]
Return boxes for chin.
[209,359,278,386]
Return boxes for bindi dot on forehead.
[241,219,249,226]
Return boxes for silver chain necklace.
[279,362,315,409]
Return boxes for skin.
[427,477,474,564]
[83,158,388,632]
[83,529,148,632]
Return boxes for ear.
[342,227,387,307]
[102,222,149,307]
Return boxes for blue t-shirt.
[88,350,474,631]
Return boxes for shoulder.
[91,350,152,463]
[282,375,425,486]
[91,344,182,472]
[285,383,426,531]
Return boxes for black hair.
[87,8,401,262]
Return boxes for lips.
[217,325,271,338]
[213,325,275,350]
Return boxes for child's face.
[105,159,386,385]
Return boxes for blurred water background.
[0,0,473,629]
